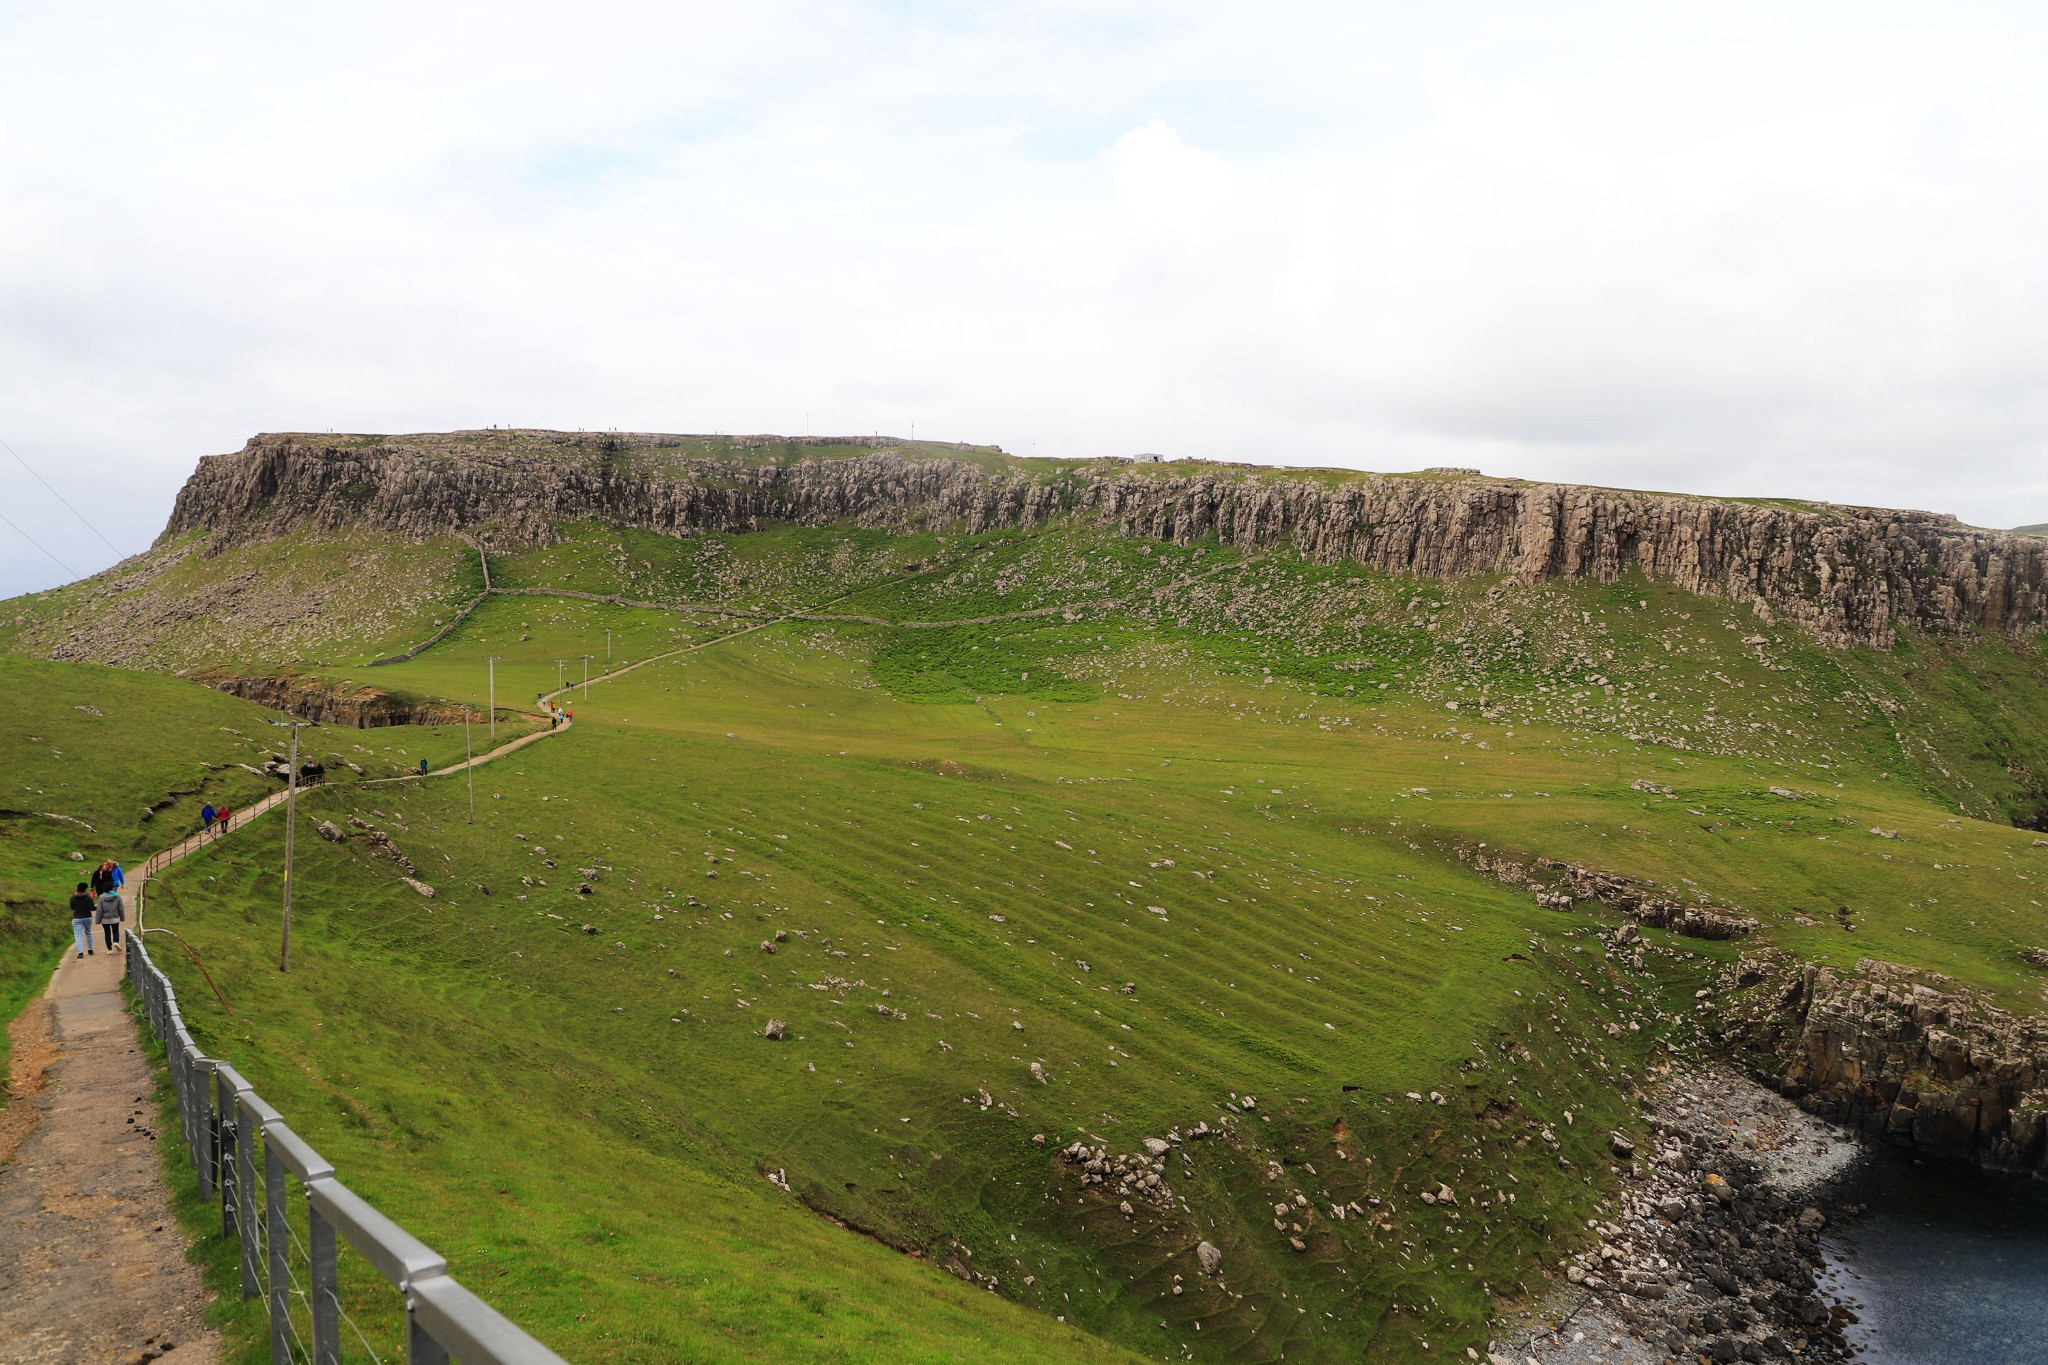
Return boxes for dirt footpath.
[0,944,218,1365]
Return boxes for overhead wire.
[2,434,123,557]
[0,507,78,578]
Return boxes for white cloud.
[4,1,2048,595]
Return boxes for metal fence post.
[407,1308,452,1365]
[194,1048,215,1201]
[310,1193,340,1365]
[216,1066,263,1300]
[216,1076,238,1242]
[266,1144,290,1365]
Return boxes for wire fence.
[128,929,567,1364]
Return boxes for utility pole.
[280,724,298,973]
[606,629,611,665]
[582,655,592,698]
[487,656,499,739]
[555,659,566,692]
[465,707,475,823]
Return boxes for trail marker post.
[465,707,475,824]
[582,655,591,698]
[487,656,499,739]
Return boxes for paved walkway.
[0,946,217,1365]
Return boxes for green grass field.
[8,517,2048,1363]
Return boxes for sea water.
[1817,1150,2048,1363]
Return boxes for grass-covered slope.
[0,530,483,673]
[0,656,292,1092]
[9,512,2048,1362]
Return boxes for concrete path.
[0,946,218,1365]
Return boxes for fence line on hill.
[127,842,567,1365]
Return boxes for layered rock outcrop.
[161,431,2048,647]
[195,670,472,728]
[1716,955,2048,1179]
[1461,846,1760,939]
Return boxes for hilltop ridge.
[162,430,2047,648]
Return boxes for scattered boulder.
[1195,1241,1222,1275]
[763,1019,786,1041]
[317,820,345,843]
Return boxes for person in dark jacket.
[68,882,95,959]
[90,860,117,897]
[95,887,125,949]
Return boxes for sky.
[5,1,2048,597]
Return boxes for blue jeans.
[72,917,92,954]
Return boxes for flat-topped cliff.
[161,430,2048,647]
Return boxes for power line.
[1,435,123,558]
[0,508,79,579]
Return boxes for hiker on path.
[216,803,232,835]
[95,886,125,950]
[201,803,216,835]
[90,860,117,897]
[109,860,124,890]
[68,882,96,959]
[417,758,429,775]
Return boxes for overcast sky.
[5,1,2047,597]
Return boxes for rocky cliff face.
[1717,955,2048,1178]
[161,432,2048,647]
[194,670,472,728]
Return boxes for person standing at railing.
[68,882,96,959]
[95,886,125,949]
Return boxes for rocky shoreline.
[1491,1066,1860,1365]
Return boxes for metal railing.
[127,932,568,1364]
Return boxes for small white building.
[1132,452,1168,464]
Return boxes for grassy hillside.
[0,531,483,673]
[9,515,2048,1362]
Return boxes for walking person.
[68,882,95,959]
[216,803,232,836]
[95,886,125,950]
[90,859,117,897]
[201,803,217,836]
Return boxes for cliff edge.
[161,430,2048,648]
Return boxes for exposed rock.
[316,820,345,843]
[344,817,417,876]
[1195,1240,1223,1275]
[155,431,2048,649]
[401,877,435,898]
[763,1019,786,1041]
[1465,846,1758,939]
[193,668,469,728]
[1718,953,2048,1177]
